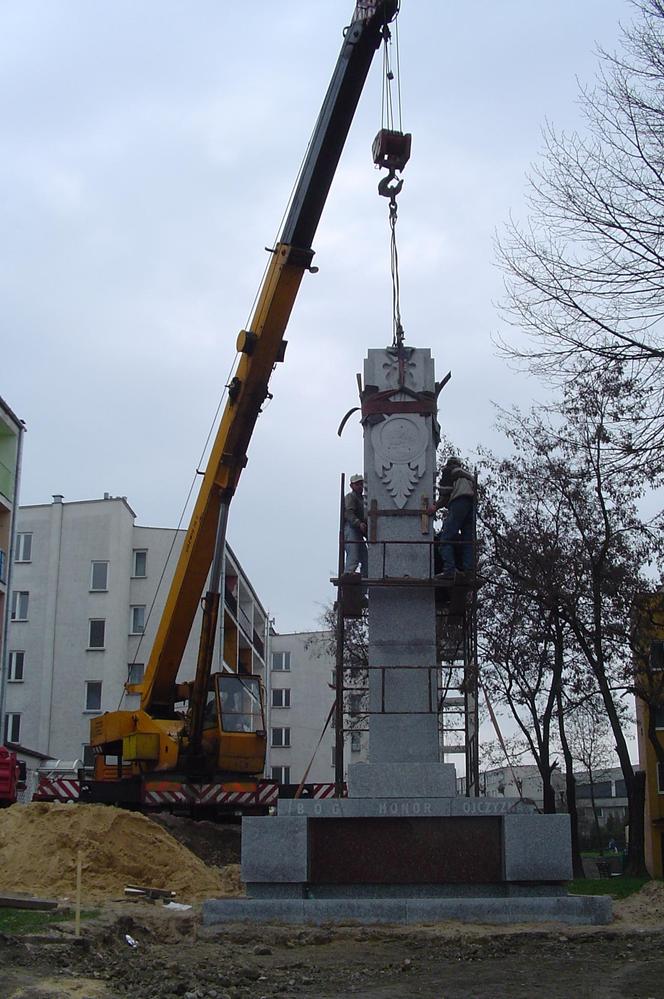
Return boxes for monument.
[203,344,611,926]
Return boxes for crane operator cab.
[202,672,266,775]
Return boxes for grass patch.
[568,877,650,899]
[0,906,98,934]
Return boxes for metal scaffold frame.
[332,474,480,796]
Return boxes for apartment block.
[4,495,268,764]
[0,396,25,739]
[266,630,367,786]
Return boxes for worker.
[344,473,368,577]
[221,685,250,732]
[428,456,475,580]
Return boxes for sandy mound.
[614,879,664,925]
[0,802,245,902]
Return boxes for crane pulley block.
[372,128,412,173]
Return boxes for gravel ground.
[2,899,664,999]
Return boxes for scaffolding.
[332,474,480,796]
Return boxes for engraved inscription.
[458,799,531,815]
[378,800,433,816]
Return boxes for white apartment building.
[0,396,25,740]
[266,630,367,786]
[4,494,268,764]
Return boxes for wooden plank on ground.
[0,893,58,910]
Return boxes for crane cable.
[389,192,403,348]
[379,7,406,348]
[380,2,402,132]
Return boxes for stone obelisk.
[348,345,455,797]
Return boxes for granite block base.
[347,762,456,797]
[202,894,612,927]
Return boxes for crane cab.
[202,672,266,775]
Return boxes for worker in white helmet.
[344,473,368,577]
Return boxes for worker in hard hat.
[344,473,368,577]
[428,456,475,580]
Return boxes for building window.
[133,549,147,578]
[15,533,32,562]
[128,663,144,684]
[653,704,664,730]
[272,688,291,708]
[351,731,362,753]
[90,561,109,592]
[130,605,146,634]
[272,651,291,672]
[11,591,29,621]
[271,765,291,784]
[8,651,24,682]
[656,762,664,793]
[650,641,664,670]
[349,693,363,715]
[88,619,105,649]
[85,680,102,712]
[4,712,20,744]
[271,727,290,748]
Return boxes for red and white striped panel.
[143,787,195,807]
[308,783,337,799]
[142,782,279,808]
[33,777,80,802]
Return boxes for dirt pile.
[147,812,241,866]
[0,802,244,902]
[614,878,664,925]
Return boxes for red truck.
[0,746,22,806]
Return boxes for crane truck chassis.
[33,766,337,815]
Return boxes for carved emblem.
[382,352,417,390]
[372,415,428,508]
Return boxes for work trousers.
[344,524,368,576]
[440,496,474,573]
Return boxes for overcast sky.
[2,0,631,633]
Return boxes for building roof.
[5,742,51,761]
[0,395,25,432]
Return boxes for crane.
[87,1,403,813]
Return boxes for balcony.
[0,549,5,585]
[0,459,15,504]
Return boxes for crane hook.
[378,169,404,201]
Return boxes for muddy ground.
[2,812,664,999]
[3,904,664,999]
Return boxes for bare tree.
[307,606,369,745]
[497,0,664,471]
[566,698,617,853]
[479,363,663,874]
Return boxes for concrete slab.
[368,715,442,763]
[202,894,612,927]
[203,899,306,925]
[347,761,456,797]
[503,813,573,881]
[242,815,308,883]
[249,883,568,899]
[405,895,612,926]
